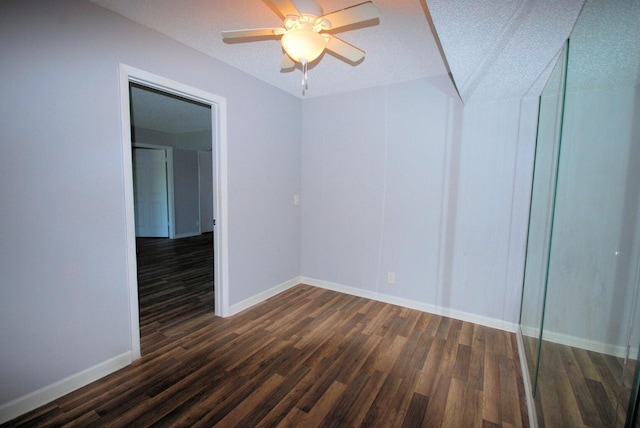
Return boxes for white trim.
[0,352,132,425]
[300,277,518,333]
[119,65,141,359]
[119,64,230,362]
[228,277,301,316]
[197,150,214,234]
[516,327,539,428]
[213,93,230,318]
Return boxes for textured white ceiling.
[427,0,585,102]
[92,0,640,112]
[122,0,638,139]
[89,0,638,143]
[90,0,448,98]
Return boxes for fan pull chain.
[301,58,308,95]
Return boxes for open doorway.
[130,83,214,355]
[120,65,229,360]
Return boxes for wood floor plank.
[361,370,404,426]
[469,324,486,391]
[454,343,472,382]
[499,354,524,427]
[401,392,428,428]
[335,332,382,384]
[586,377,616,426]
[371,334,409,373]
[443,377,480,427]
[213,372,286,427]
[252,363,324,428]
[318,370,370,428]
[459,319,475,346]
[423,373,452,426]
[553,368,584,427]
[298,380,348,425]
[340,369,388,426]
[417,337,447,397]
[482,351,503,426]
[295,361,343,413]
[408,331,433,370]
[384,367,422,425]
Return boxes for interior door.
[133,147,169,237]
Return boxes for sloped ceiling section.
[427,0,585,103]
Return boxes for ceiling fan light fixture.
[281,27,327,63]
[222,0,380,93]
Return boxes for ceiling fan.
[222,0,380,90]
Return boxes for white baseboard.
[545,330,639,359]
[299,277,518,333]
[521,325,635,359]
[516,326,539,428]
[520,325,540,339]
[228,277,301,316]
[227,276,518,332]
[0,351,132,425]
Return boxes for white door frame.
[198,150,214,234]
[119,64,230,360]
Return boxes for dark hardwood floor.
[4,234,530,427]
[136,233,214,355]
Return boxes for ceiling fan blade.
[280,53,296,70]
[321,1,380,31]
[324,35,365,63]
[222,28,286,39]
[266,0,300,18]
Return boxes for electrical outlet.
[387,272,396,284]
[293,194,300,206]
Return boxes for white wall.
[173,148,200,237]
[0,0,300,413]
[300,78,539,328]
